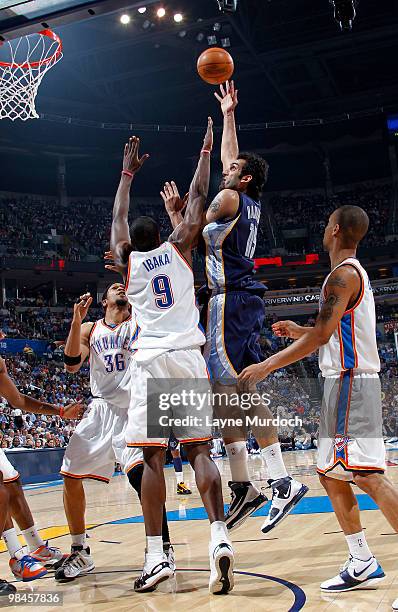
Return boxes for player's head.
[323,205,369,252]
[130,216,160,252]
[222,153,269,200]
[101,283,129,311]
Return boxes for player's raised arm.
[0,357,83,419]
[64,293,93,373]
[160,182,187,230]
[169,117,213,260]
[239,266,360,386]
[110,137,149,272]
[214,80,239,174]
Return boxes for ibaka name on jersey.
[142,252,171,273]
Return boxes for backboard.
[0,0,159,40]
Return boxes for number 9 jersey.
[124,241,206,364]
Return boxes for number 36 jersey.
[89,316,138,409]
[125,241,205,363]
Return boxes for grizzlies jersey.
[202,192,264,293]
[125,241,205,362]
[319,258,380,376]
[89,317,138,408]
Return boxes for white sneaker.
[392,596,398,610]
[134,552,173,593]
[54,546,95,582]
[164,544,176,573]
[320,555,385,592]
[209,541,234,595]
[261,476,308,533]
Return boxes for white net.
[0,30,62,121]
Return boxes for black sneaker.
[224,481,268,532]
[0,579,17,596]
[261,476,308,533]
[134,553,174,593]
[55,545,95,582]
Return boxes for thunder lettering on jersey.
[318,258,380,376]
[125,241,205,362]
[202,192,264,292]
[89,317,138,408]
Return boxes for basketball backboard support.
[0,0,159,40]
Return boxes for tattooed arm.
[238,267,361,385]
[205,188,240,224]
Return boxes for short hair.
[238,152,269,200]
[130,216,160,252]
[334,205,369,247]
[101,284,113,304]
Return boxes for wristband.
[122,170,134,177]
[59,406,65,418]
[64,353,81,366]
[201,149,211,155]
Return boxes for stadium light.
[156,7,166,18]
[174,13,183,23]
[138,6,147,13]
[120,14,131,24]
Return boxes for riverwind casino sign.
[264,283,398,308]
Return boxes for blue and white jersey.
[89,317,138,408]
[319,257,380,376]
[125,241,205,363]
[202,192,264,293]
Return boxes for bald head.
[332,205,369,248]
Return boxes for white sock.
[225,441,250,482]
[71,533,86,549]
[3,528,25,559]
[210,521,229,545]
[145,536,164,568]
[261,443,288,481]
[345,531,372,561]
[21,525,45,552]
[175,472,184,485]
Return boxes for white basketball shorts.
[126,348,213,448]
[317,371,386,481]
[0,448,19,483]
[61,399,143,483]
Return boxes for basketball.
[197,47,234,85]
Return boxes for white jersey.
[319,257,380,376]
[89,316,137,408]
[125,241,205,363]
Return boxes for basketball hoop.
[0,29,62,121]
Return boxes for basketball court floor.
[1,449,398,611]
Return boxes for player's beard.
[116,297,128,307]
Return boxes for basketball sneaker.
[320,555,385,592]
[208,540,234,595]
[163,543,176,572]
[134,552,174,592]
[54,545,95,582]
[0,579,16,596]
[261,476,308,533]
[30,541,65,568]
[224,481,268,531]
[177,482,192,495]
[9,555,47,582]
[392,597,398,610]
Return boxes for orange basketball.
[197,47,234,85]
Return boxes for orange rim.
[0,30,62,69]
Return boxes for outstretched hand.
[104,250,126,276]
[160,182,186,214]
[202,116,213,152]
[123,136,149,175]
[62,402,85,420]
[214,80,238,116]
[72,293,93,324]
